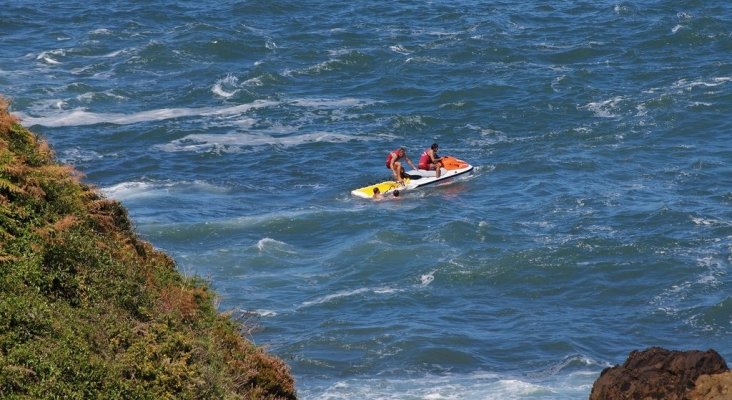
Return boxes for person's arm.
[406,156,416,169]
[429,150,439,162]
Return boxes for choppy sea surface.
[3,1,732,398]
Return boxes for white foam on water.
[211,85,237,98]
[691,216,727,226]
[236,308,279,319]
[101,181,157,200]
[672,77,732,92]
[101,179,230,201]
[580,96,627,118]
[251,309,278,317]
[158,131,363,153]
[36,49,65,65]
[39,56,61,65]
[390,44,411,55]
[243,76,264,86]
[75,90,127,103]
[403,55,446,66]
[135,210,306,236]
[304,370,595,400]
[290,97,378,109]
[256,237,296,254]
[551,74,567,92]
[102,49,126,58]
[76,92,96,103]
[90,28,112,35]
[651,249,727,318]
[18,94,380,129]
[420,270,436,286]
[299,286,402,308]
[614,4,631,14]
[58,147,105,164]
[299,288,372,308]
[212,73,240,98]
[283,49,370,77]
[17,99,278,127]
[283,60,338,77]
[135,206,373,241]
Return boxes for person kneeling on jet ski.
[386,147,416,184]
[418,143,443,178]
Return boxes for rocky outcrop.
[689,371,732,400]
[589,347,729,400]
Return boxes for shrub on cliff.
[0,96,296,399]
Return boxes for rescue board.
[351,156,473,199]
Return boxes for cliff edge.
[0,97,296,399]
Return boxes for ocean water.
[3,1,732,398]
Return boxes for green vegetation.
[0,97,296,399]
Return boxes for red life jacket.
[418,148,432,169]
[419,148,440,169]
[385,149,401,168]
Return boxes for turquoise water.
[4,1,732,398]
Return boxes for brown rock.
[589,347,729,400]
[689,371,732,400]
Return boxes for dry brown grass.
[38,164,81,181]
[158,285,208,322]
[2,162,28,178]
[0,96,19,133]
[33,215,79,240]
[87,198,134,234]
[34,139,55,163]
[52,214,78,233]
[209,319,296,399]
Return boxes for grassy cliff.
[0,97,296,399]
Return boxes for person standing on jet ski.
[386,147,416,184]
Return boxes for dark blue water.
[4,1,732,398]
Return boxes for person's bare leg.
[393,161,403,182]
